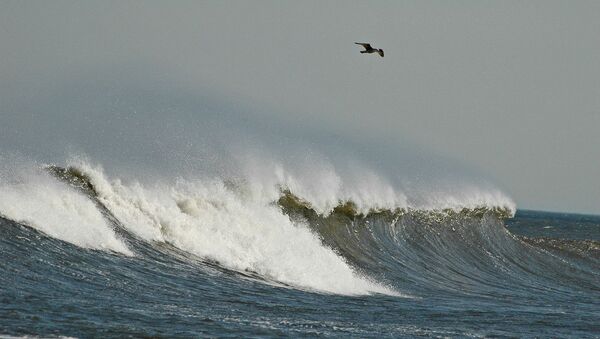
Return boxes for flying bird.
[355,42,384,57]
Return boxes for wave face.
[279,190,599,296]
[1,156,598,337]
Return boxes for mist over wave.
[0,79,520,296]
[0,142,515,296]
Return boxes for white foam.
[71,159,398,295]
[0,158,132,255]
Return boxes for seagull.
[355,42,384,57]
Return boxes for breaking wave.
[0,153,597,302]
[0,156,131,255]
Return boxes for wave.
[0,157,132,255]
[1,157,596,299]
[39,155,516,292]
[12,143,576,295]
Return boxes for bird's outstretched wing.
[355,42,372,50]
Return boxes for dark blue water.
[1,206,598,338]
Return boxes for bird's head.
[378,49,384,57]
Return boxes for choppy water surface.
[0,163,598,338]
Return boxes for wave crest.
[278,189,515,221]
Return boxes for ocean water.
[0,160,598,338]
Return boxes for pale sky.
[1,1,599,214]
